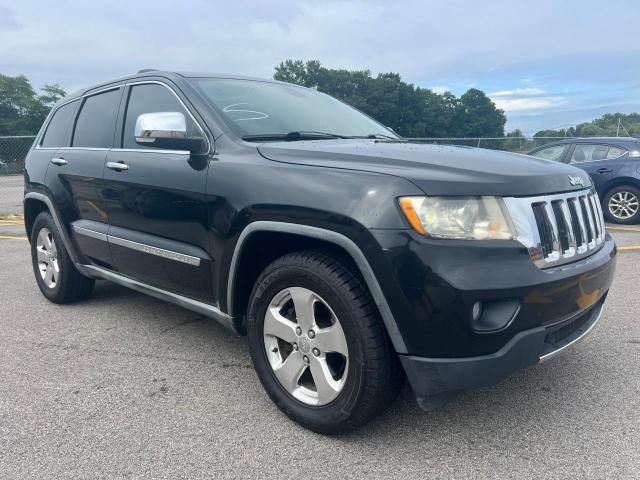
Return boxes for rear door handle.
[106,161,129,171]
[596,167,612,174]
[50,157,67,166]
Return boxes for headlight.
[398,196,516,240]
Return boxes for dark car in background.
[529,137,640,224]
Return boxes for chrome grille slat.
[503,189,606,269]
[572,197,589,253]
[557,200,577,254]
[542,202,561,261]
[588,194,603,244]
[580,196,596,247]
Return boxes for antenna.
[137,69,157,74]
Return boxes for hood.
[257,140,592,196]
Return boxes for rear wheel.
[30,212,95,303]
[603,186,640,224]
[247,249,403,434]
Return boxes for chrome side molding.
[72,224,202,266]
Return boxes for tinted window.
[72,89,121,148]
[41,101,78,148]
[570,144,627,164]
[190,78,395,140]
[532,145,567,162]
[606,146,626,159]
[122,84,195,149]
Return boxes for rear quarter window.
[40,101,78,148]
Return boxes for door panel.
[103,150,211,300]
[102,81,213,302]
[48,148,111,265]
[47,87,122,266]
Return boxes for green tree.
[501,129,532,152]
[534,113,640,138]
[0,73,66,135]
[273,59,506,138]
[451,88,506,138]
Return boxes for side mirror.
[134,112,206,154]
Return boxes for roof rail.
[137,69,157,74]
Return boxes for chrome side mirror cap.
[134,112,206,154]
[135,112,187,142]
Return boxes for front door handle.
[106,161,129,171]
[596,167,612,174]
[50,157,67,166]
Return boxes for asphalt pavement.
[0,224,639,479]
[0,175,23,215]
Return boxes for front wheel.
[603,186,640,224]
[247,250,403,434]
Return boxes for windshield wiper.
[345,133,403,140]
[242,131,349,142]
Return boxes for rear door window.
[41,101,78,148]
[570,144,627,163]
[72,88,122,148]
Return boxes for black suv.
[24,71,616,434]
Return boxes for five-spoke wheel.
[263,287,349,406]
[35,227,60,288]
[247,250,403,434]
[30,212,95,303]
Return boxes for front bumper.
[400,297,605,410]
[368,229,616,408]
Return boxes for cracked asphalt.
[0,227,639,479]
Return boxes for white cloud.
[489,87,547,97]
[430,85,450,94]
[488,87,566,112]
[492,96,566,112]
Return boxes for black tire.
[30,212,95,303]
[247,249,403,434]
[603,185,640,225]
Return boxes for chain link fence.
[0,134,591,215]
[404,136,570,153]
[0,136,34,215]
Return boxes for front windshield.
[190,78,397,140]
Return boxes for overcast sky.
[1,0,638,135]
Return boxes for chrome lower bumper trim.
[539,303,604,362]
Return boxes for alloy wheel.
[263,287,349,406]
[36,227,60,288]
[608,191,639,220]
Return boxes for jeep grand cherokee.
[24,70,616,434]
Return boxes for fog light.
[471,298,521,333]
[472,302,483,321]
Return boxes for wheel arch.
[227,221,408,354]
[23,192,86,271]
[24,196,49,241]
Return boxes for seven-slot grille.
[504,189,606,269]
